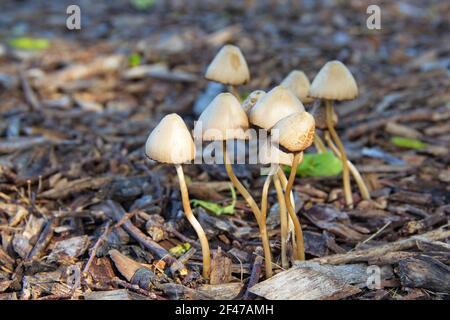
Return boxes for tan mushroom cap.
[309,60,358,101]
[242,90,266,114]
[272,111,316,152]
[280,70,313,104]
[259,141,294,166]
[205,45,250,85]
[145,114,195,164]
[311,102,338,129]
[194,92,249,141]
[249,86,305,130]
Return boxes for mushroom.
[194,93,273,278]
[205,44,250,99]
[249,85,305,130]
[271,111,315,260]
[259,141,292,268]
[248,85,305,262]
[242,90,266,114]
[280,70,314,104]
[146,113,210,278]
[309,60,365,208]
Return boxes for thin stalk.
[228,85,240,100]
[285,152,305,261]
[273,170,288,269]
[323,132,371,201]
[277,168,297,258]
[222,141,272,278]
[314,133,327,154]
[175,164,211,279]
[325,100,353,208]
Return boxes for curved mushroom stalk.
[272,170,289,269]
[285,152,305,261]
[323,132,372,202]
[325,100,353,208]
[175,164,211,279]
[222,141,273,278]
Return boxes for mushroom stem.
[228,85,240,100]
[285,152,305,261]
[222,141,272,278]
[325,100,353,208]
[175,164,211,279]
[314,133,328,154]
[323,132,371,201]
[277,168,297,259]
[273,170,289,269]
[260,167,276,277]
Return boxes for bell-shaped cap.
[309,60,358,101]
[205,45,250,85]
[194,93,249,141]
[272,111,315,152]
[242,90,266,114]
[259,141,294,166]
[145,114,195,164]
[310,102,338,130]
[280,70,313,103]
[249,86,305,130]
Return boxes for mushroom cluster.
[145,44,367,281]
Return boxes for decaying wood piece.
[209,247,232,285]
[198,283,243,300]
[249,263,361,300]
[0,247,15,272]
[243,246,264,300]
[47,235,90,262]
[39,176,114,199]
[398,255,450,293]
[84,289,151,300]
[316,227,450,265]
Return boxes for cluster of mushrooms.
[145,45,371,280]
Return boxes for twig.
[243,247,263,300]
[315,226,450,265]
[19,69,41,111]
[83,221,111,274]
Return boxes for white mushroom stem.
[323,131,372,201]
[277,168,297,260]
[273,170,289,269]
[228,85,240,100]
[222,141,273,278]
[285,152,305,261]
[175,164,211,279]
[325,99,353,208]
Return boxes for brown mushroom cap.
[271,111,316,152]
[242,90,266,114]
[280,70,313,104]
[259,141,294,166]
[249,86,305,130]
[310,102,338,129]
[194,92,249,141]
[145,113,195,164]
[205,45,250,85]
[309,60,358,101]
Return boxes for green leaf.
[169,243,191,256]
[390,136,428,149]
[283,151,343,177]
[128,53,142,67]
[190,184,236,216]
[131,0,156,10]
[8,37,50,51]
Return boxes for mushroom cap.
[311,102,338,129]
[272,111,316,152]
[145,114,195,164]
[309,60,358,101]
[280,70,313,104]
[205,45,250,85]
[242,90,266,114]
[249,86,305,130]
[259,141,294,166]
[194,92,249,141]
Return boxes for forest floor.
[0,0,449,300]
